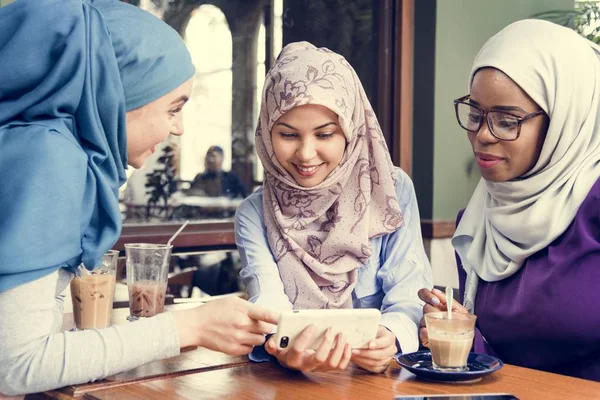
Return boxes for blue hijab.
[0,0,194,292]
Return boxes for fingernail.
[352,349,359,355]
[431,297,440,306]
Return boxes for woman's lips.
[475,153,503,169]
[293,163,322,177]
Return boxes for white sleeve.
[0,270,180,396]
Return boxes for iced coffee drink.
[425,311,477,371]
[125,243,172,320]
[71,273,116,329]
[129,280,167,317]
[70,250,119,330]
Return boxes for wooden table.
[25,303,600,400]
[33,357,600,400]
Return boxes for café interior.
[1,0,600,399]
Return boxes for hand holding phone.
[350,325,398,373]
[265,309,381,373]
[265,323,352,372]
[274,309,381,350]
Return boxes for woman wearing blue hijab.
[0,0,278,395]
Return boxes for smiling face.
[467,68,549,182]
[271,104,347,187]
[125,78,193,169]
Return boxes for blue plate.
[395,351,503,382]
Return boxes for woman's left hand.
[350,325,397,373]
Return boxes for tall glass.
[70,250,119,329]
[425,311,477,372]
[125,243,172,320]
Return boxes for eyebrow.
[170,95,189,106]
[275,122,338,131]
[468,99,527,114]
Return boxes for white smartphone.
[274,309,381,350]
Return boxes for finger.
[429,289,468,313]
[235,331,271,347]
[452,301,469,313]
[418,288,442,306]
[291,325,317,351]
[326,333,346,368]
[419,326,429,347]
[352,346,396,361]
[286,325,316,367]
[419,316,426,328]
[367,330,395,350]
[339,343,352,370]
[247,320,277,335]
[351,357,379,371]
[430,287,448,305]
[265,336,281,355]
[351,354,391,369]
[313,328,335,364]
[424,303,445,314]
[246,304,280,325]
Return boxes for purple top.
[457,177,600,382]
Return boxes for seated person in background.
[235,42,432,373]
[188,145,247,198]
[418,19,600,382]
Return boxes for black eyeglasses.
[453,95,545,141]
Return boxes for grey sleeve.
[0,270,181,396]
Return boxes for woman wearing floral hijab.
[235,42,432,373]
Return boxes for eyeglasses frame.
[453,94,546,141]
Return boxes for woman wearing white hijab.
[419,19,600,381]
[235,42,432,373]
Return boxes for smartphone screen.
[394,395,519,400]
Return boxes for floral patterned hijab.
[255,42,404,309]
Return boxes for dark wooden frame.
[420,220,456,239]
[377,0,414,175]
[117,221,237,253]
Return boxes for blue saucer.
[395,351,503,382]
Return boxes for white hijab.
[452,19,600,312]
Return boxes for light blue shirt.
[235,168,432,353]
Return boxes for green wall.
[426,0,574,220]
[0,0,16,6]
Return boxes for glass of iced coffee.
[70,250,119,330]
[425,311,477,372]
[125,243,172,320]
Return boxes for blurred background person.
[187,145,247,198]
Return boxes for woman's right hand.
[417,288,469,347]
[264,325,352,372]
[172,296,279,356]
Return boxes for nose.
[171,113,184,136]
[296,138,317,161]
[475,117,498,144]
